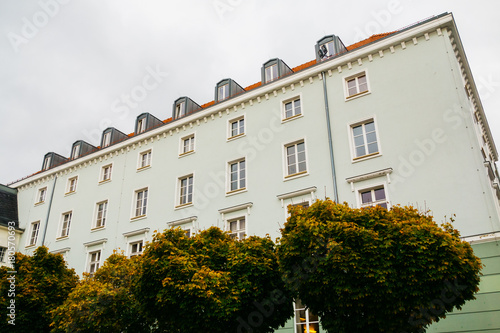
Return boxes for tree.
[0,246,79,333]
[277,200,482,333]
[135,227,293,333]
[50,252,152,333]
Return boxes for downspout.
[41,175,57,246]
[321,71,339,203]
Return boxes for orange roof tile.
[292,59,317,72]
[163,117,173,124]
[346,32,395,51]
[201,101,215,108]
[244,81,262,91]
[128,133,134,137]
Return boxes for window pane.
[365,121,375,132]
[361,191,372,204]
[239,219,245,230]
[352,125,363,136]
[356,146,366,157]
[294,99,301,115]
[365,131,377,144]
[374,188,386,201]
[367,142,378,154]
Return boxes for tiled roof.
[346,32,395,51]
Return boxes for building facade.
[9,13,500,332]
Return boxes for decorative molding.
[346,168,393,192]
[277,186,317,207]
[123,227,150,238]
[167,216,197,227]
[83,238,108,247]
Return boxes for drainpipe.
[321,71,339,203]
[41,175,57,246]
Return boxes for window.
[175,101,186,118]
[178,175,193,206]
[66,176,78,194]
[129,241,144,257]
[94,201,108,228]
[102,132,111,148]
[36,187,47,204]
[71,145,80,159]
[295,299,320,333]
[283,97,302,120]
[265,64,278,82]
[134,189,148,218]
[28,222,40,246]
[319,41,335,59]
[228,159,246,193]
[184,228,192,238]
[59,212,72,238]
[137,118,146,133]
[88,250,101,274]
[360,187,388,209]
[229,117,245,139]
[180,135,195,155]
[138,150,152,169]
[285,141,307,177]
[288,201,310,214]
[218,84,229,101]
[228,217,245,240]
[43,156,51,170]
[351,120,379,159]
[346,72,368,98]
[100,164,112,182]
[0,247,6,262]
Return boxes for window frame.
[265,63,279,83]
[102,132,111,148]
[93,200,108,230]
[179,133,195,157]
[71,144,80,159]
[226,158,247,195]
[282,95,303,122]
[217,83,229,102]
[137,118,146,134]
[132,188,149,220]
[227,115,245,141]
[58,211,73,239]
[176,174,194,208]
[294,299,321,333]
[227,216,246,240]
[0,247,7,263]
[36,187,47,205]
[42,156,51,170]
[99,163,113,183]
[344,70,370,100]
[87,250,101,275]
[283,139,308,180]
[65,176,78,195]
[348,117,381,162]
[129,240,144,257]
[27,221,40,247]
[175,101,186,118]
[356,183,390,209]
[137,149,152,171]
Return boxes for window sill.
[56,236,69,241]
[136,166,151,172]
[227,133,245,142]
[345,90,370,101]
[352,152,381,163]
[64,191,76,196]
[91,226,105,232]
[282,114,303,123]
[98,179,111,185]
[179,150,195,158]
[25,244,36,249]
[175,202,193,210]
[130,214,147,222]
[284,170,309,181]
[226,188,247,197]
[34,201,45,206]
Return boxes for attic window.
[43,156,51,171]
[71,145,80,159]
[137,118,146,133]
[319,41,335,59]
[102,132,111,148]
[265,64,279,83]
[218,84,229,101]
[175,101,186,118]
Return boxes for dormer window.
[102,132,111,148]
[43,156,51,171]
[315,35,347,62]
[71,145,80,159]
[137,118,146,133]
[135,113,162,134]
[265,64,278,83]
[217,84,229,101]
[175,101,186,118]
[319,41,335,59]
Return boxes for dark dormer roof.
[0,184,18,228]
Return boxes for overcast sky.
[1,0,499,185]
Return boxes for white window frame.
[102,132,111,148]
[228,115,245,140]
[176,174,194,208]
[218,83,229,101]
[137,149,152,170]
[99,163,113,183]
[129,240,144,257]
[71,145,80,159]
[58,211,72,239]
[283,139,308,180]
[175,101,186,118]
[179,133,195,156]
[137,118,146,133]
[265,64,279,83]
[65,176,78,194]
[356,182,390,209]
[132,188,148,220]
[226,158,246,195]
[344,70,370,100]
[282,95,303,122]
[27,221,40,247]
[348,117,381,162]
[36,187,47,204]
[93,200,108,230]
[87,250,101,275]
[0,247,6,263]
[319,41,336,59]
[227,216,246,240]
[42,156,51,170]
[294,299,321,333]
